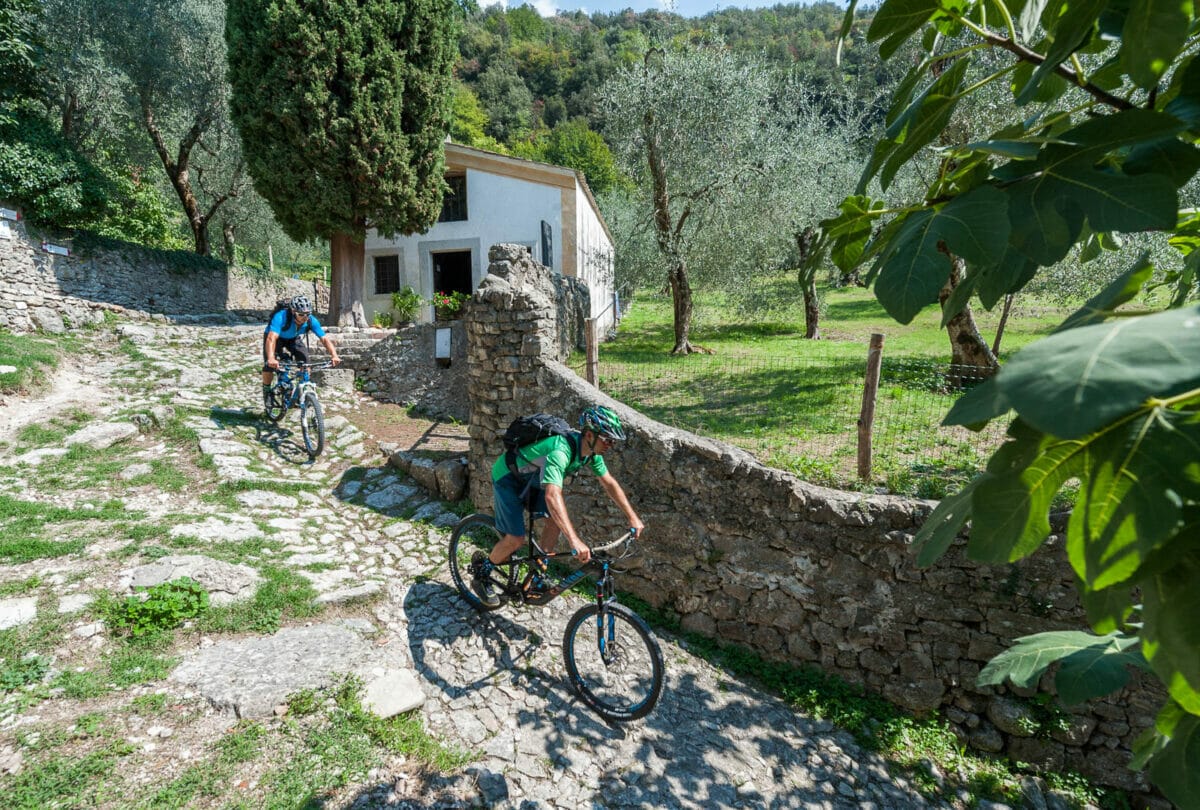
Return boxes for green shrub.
[372,311,394,328]
[106,577,209,637]
[391,286,421,323]
[0,654,49,691]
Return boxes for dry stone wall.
[465,245,1160,795]
[0,214,327,332]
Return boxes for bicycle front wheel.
[300,392,325,457]
[263,386,287,422]
[447,514,515,612]
[563,601,664,722]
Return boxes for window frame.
[373,254,401,295]
[438,173,468,223]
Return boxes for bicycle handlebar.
[278,361,334,373]
[588,528,638,557]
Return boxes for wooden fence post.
[586,318,598,387]
[857,333,885,481]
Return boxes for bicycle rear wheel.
[263,386,286,422]
[301,392,324,457]
[563,601,663,722]
[447,514,516,612]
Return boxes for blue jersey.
[265,309,326,340]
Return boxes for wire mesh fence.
[584,344,1009,498]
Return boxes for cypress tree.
[226,0,459,326]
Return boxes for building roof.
[444,142,613,244]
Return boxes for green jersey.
[491,433,607,487]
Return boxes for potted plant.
[431,289,469,322]
[391,286,421,325]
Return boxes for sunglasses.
[294,312,311,320]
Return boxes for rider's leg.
[490,474,531,565]
[261,335,274,386]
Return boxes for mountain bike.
[263,361,331,458]
[447,509,664,722]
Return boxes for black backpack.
[503,413,577,478]
[269,299,294,332]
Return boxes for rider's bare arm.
[598,472,644,538]
[321,336,341,365]
[544,483,590,563]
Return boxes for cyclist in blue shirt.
[261,295,341,396]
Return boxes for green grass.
[196,565,321,635]
[0,330,61,395]
[0,494,137,562]
[594,284,1066,494]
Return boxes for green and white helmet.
[579,405,626,441]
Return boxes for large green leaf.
[944,375,1011,427]
[1067,410,1200,590]
[1142,528,1200,714]
[939,267,979,326]
[873,186,1010,323]
[872,209,947,324]
[998,110,1183,264]
[976,245,1038,309]
[1147,712,1200,807]
[1121,0,1194,90]
[969,423,1086,563]
[867,0,941,59]
[879,59,970,191]
[1079,579,1135,633]
[1125,138,1200,187]
[1165,54,1200,127]
[1015,0,1108,106]
[823,196,885,273]
[1016,0,1050,40]
[913,475,981,566]
[947,305,1200,439]
[978,630,1144,704]
[1055,254,1153,332]
[860,58,970,193]
[935,185,1012,264]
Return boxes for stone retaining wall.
[465,244,1159,795]
[0,212,327,332]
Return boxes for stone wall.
[356,321,470,421]
[0,214,327,332]
[465,245,1160,795]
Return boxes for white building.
[362,142,616,332]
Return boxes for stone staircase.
[307,327,394,368]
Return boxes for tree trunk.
[221,221,237,264]
[140,94,213,256]
[803,283,820,339]
[795,227,820,339]
[330,228,368,327]
[668,260,698,354]
[644,109,704,354]
[939,255,998,387]
[992,293,1015,357]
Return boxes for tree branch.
[975,29,1134,111]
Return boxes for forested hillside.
[0,1,886,275]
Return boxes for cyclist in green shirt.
[473,405,644,608]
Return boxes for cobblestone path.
[0,323,946,809]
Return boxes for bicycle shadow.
[398,578,917,809]
[205,405,315,465]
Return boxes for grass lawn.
[0,330,62,396]
[591,283,1067,496]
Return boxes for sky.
[479,0,803,18]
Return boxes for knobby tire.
[264,386,287,422]
[448,514,515,613]
[301,392,324,458]
[563,601,663,722]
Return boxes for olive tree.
[226,0,459,326]
[823,0,1200,802]
[600,45,784,354]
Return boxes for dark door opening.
[432,250,472,296]
[432,250,472,321]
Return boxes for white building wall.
[575,185,616,334]
[362,170,563,324]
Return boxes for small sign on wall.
[0,207,20,221]
[0,220,11,240]
[41,241,71,256]
[435,326,452,368]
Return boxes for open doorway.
[432,250,472,296]
[432,250,472,321]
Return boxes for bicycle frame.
[274,363,322,410]
[501,509,622,608]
